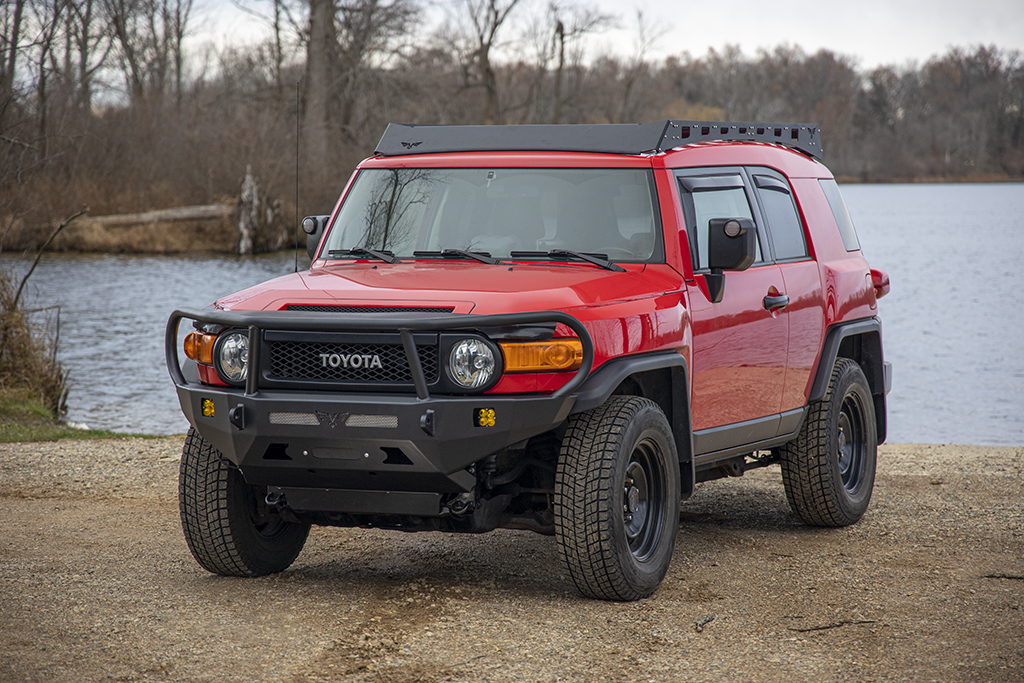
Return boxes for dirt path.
[1,438,1021,682]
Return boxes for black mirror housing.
[705,217,756,303]
[708,217,756,272]
[303,215,329,259]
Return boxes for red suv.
[167,121,891,601]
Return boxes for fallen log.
[90,203,235,227]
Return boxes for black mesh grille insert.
[285,304,455,314]
[269,341,438,384]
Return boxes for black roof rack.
[374,120,822,160]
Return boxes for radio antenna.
[294,80,300,273]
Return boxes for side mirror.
[303,215,329,259]
[706,217,756,303]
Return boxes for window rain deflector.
[753,175,791,193]
[679,175,745,192]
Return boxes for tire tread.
[178,428,308,577]
[779,358,876,527]
[554,396,677,601]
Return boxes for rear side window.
[753,174,808,260]
[818,179,861,251]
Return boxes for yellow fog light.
[202,399,215,417]
[499,339,583,373]
[184,332,217,365]
[476,408,496,428]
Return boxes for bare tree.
[548,1,611,123]
[104,0,192,105]
[459,0,521,124]
[615,9,667,123]
[334,0,417,140]
[302,0,335,186]
[29,0,70,155]
[1,0,28,118]
[169,0,191,106]
[68,0,112,113]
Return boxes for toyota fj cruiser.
[166,120,891,601]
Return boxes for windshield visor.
[322,168,661,261]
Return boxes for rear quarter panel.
[790,177,877,327]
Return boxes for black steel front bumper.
[166,308,593,511]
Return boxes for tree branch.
[13,208,87,310]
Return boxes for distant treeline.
[2,0,1023,232]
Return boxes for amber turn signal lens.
[499,339,583,373]
[183,332,217,365]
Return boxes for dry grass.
[0,268,67,417]
[2,214,239,253]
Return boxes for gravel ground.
[1,438,1021,682]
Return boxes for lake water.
[3,183,1023,445]
[841,183,1024,447]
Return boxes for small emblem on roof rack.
[400,141,422,149]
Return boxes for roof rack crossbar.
[374,120,822,160]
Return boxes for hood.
[215,261,683,314]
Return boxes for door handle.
[763,293,790,311]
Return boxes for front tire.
[779,358,877,527]
[554,396,680,601]
[179,428,310,576]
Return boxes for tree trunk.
[304,0,335,189]
[1,0,26,111]
[238,166,257,255]
[553,19,564,124]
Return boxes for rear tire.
[779,358,877,527]
[179,428,310,576]
[554,396,680,601]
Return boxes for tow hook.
[447,492,476,515]
[265,490,285,507]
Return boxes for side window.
[692,189,757,270]
[753,174,808,260]
[818,179,861,251]
[677,174,761,271]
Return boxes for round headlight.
[448,339,496,389]
[217,332,249,384]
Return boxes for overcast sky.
[205,0,1024,69]
[598,0,1024,67]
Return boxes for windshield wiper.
[327,247,402,264]
[509,249,626,273]
[413,249,504,265]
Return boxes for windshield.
[323,168,661,261]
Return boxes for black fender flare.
[571,351,694,493]
[809,317,890,442]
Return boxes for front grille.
[285,304,455,314]
[268,341,438,384]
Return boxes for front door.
[676,170,790,436]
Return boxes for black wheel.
[779,358,877,527]
[178,428,310,577]
[554,396,680,601]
